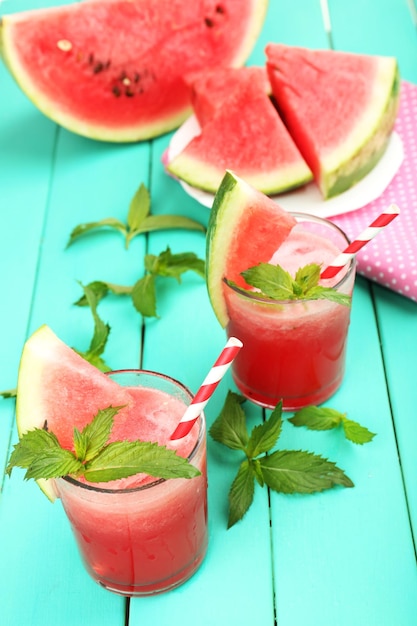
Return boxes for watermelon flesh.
[0,0,268,141]
[206,171,297,326]
[266,44,400,198]
[184,65,271,127]
[16,326,135,452]
[166,67,313,195]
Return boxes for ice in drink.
[225,214,355,410]
[55,370,207,597]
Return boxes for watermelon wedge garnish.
[206,170,297,327]
[15,325,134,500]
[166,67,313,195]
[0,0,268,142]
[266,44,400,198]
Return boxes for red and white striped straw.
[320,204,400,280]
[170,337,243,440]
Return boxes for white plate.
[165,115,404,218]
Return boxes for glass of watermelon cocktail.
[224,214,356,411]
[54,370,207,597]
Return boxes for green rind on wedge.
[168,150,312,195]
[207,172,244,327]
[323,62,401,198]
[15,325,60,501]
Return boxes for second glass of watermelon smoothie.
[224,214,356,410]
[55,370,207,597]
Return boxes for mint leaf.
[235,262,351,306]
[295,263,321,292]
[67,217,127,247]
[84,440,201,482]
[246,403,283,458]
[228,460,255,528]
[131,274,158,317]
[209,391,249,451]
[74,406,124,462]
[305,286,352,306]
[342,418,376,445]
[6,428,83,480]
[73,283,111,372]
[6,428,61,475]
[126,182,150,234]
[145,247,205,281]
[67,182,204,249]
[242,263,294,299]
[289,406,343,430]
[259,450,354,493]
[137,214,205,236]
[74,281,132,307]
[290,406,376,445]
[1,388,17,399]
[24,448,84,481]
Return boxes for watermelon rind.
[15,325,66,501]
[206,170,296,327]
[323,62,400,198]
[206,172,246,326]
[0,0,269,142]
[167,147,312,196]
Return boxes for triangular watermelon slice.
[206,171,297,326]
[15,325,134,500]
[0,0,268,142]
[266,43,400,199]
[166,67,313,195]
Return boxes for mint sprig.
[226,262,351,306]
[209,392,353,528]
[67,182,205,249]
[73,283,112,372]
[75,247,205,318]
[0,388,17,399]
[289,406,376,445]
[6,406,200,484]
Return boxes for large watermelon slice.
[206,170,297,326]
[166,67,313,195]
[15,325,134,500]
[266,44,400,199]
[0,0,268,142]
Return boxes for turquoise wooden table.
[1,1,417,624]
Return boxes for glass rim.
[61,368,204,495]
[224,211,355,304]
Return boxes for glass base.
[94,541,207,597]
[233,374,343,412]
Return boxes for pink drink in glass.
[55,370,207,597]
[225,214,356,410]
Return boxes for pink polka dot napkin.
[331,81,417,302]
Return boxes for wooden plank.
[373,287,417,540]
